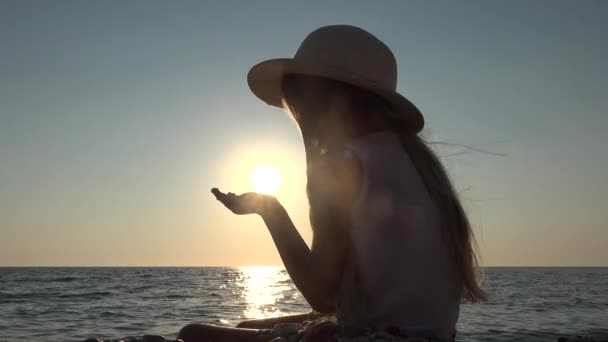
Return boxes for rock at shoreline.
[82,337,183,342]
[143,335,173,342]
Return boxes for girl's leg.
[236,312,312,329]
[177,323,270,342]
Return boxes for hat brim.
[247,58,424,134]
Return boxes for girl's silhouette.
[179,25,485,342]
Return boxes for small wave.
[0,292,55,302]
[58,291,113,299]
[128,284,155,292]
[52,276,79,282]
[166,294,190,299]
[100,311,137,319]
[8,276,80,283]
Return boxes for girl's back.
[337,130,460,337]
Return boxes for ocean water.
[0,267,606,342]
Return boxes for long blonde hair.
[281,74,486,302]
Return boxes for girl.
[179,25,485,342]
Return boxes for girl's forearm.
[259,199,328,310]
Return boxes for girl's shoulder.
[318,149,363,210]
[345,130,403,164]
[316,130,403,209]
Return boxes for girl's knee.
[177,323,205,341]
[235,320,251,328]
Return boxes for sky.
[0,0,606,267]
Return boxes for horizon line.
[1,265,607,268]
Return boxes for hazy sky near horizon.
[1,0,606,266]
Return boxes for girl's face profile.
[285,75,333,118]
[284,75,352,148]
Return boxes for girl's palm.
[211,188,267,215]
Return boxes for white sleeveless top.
[339,130,460,336]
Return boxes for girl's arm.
[261,151,361,313]
[211,191,347,312]
[259,197,347,313]
[212,152,361,313]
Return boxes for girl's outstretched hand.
[211,188,275,216]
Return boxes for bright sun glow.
[250,165,282,194]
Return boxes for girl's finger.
[211,188,228,202]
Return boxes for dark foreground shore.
[83,334,608,342]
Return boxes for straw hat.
[247,25,424,134]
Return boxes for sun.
[250,165,282,194]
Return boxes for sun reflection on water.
[238,266,296,319]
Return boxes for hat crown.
[293,25,398,91]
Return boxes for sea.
[0,267,606,342]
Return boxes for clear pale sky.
[1,1,606,266]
